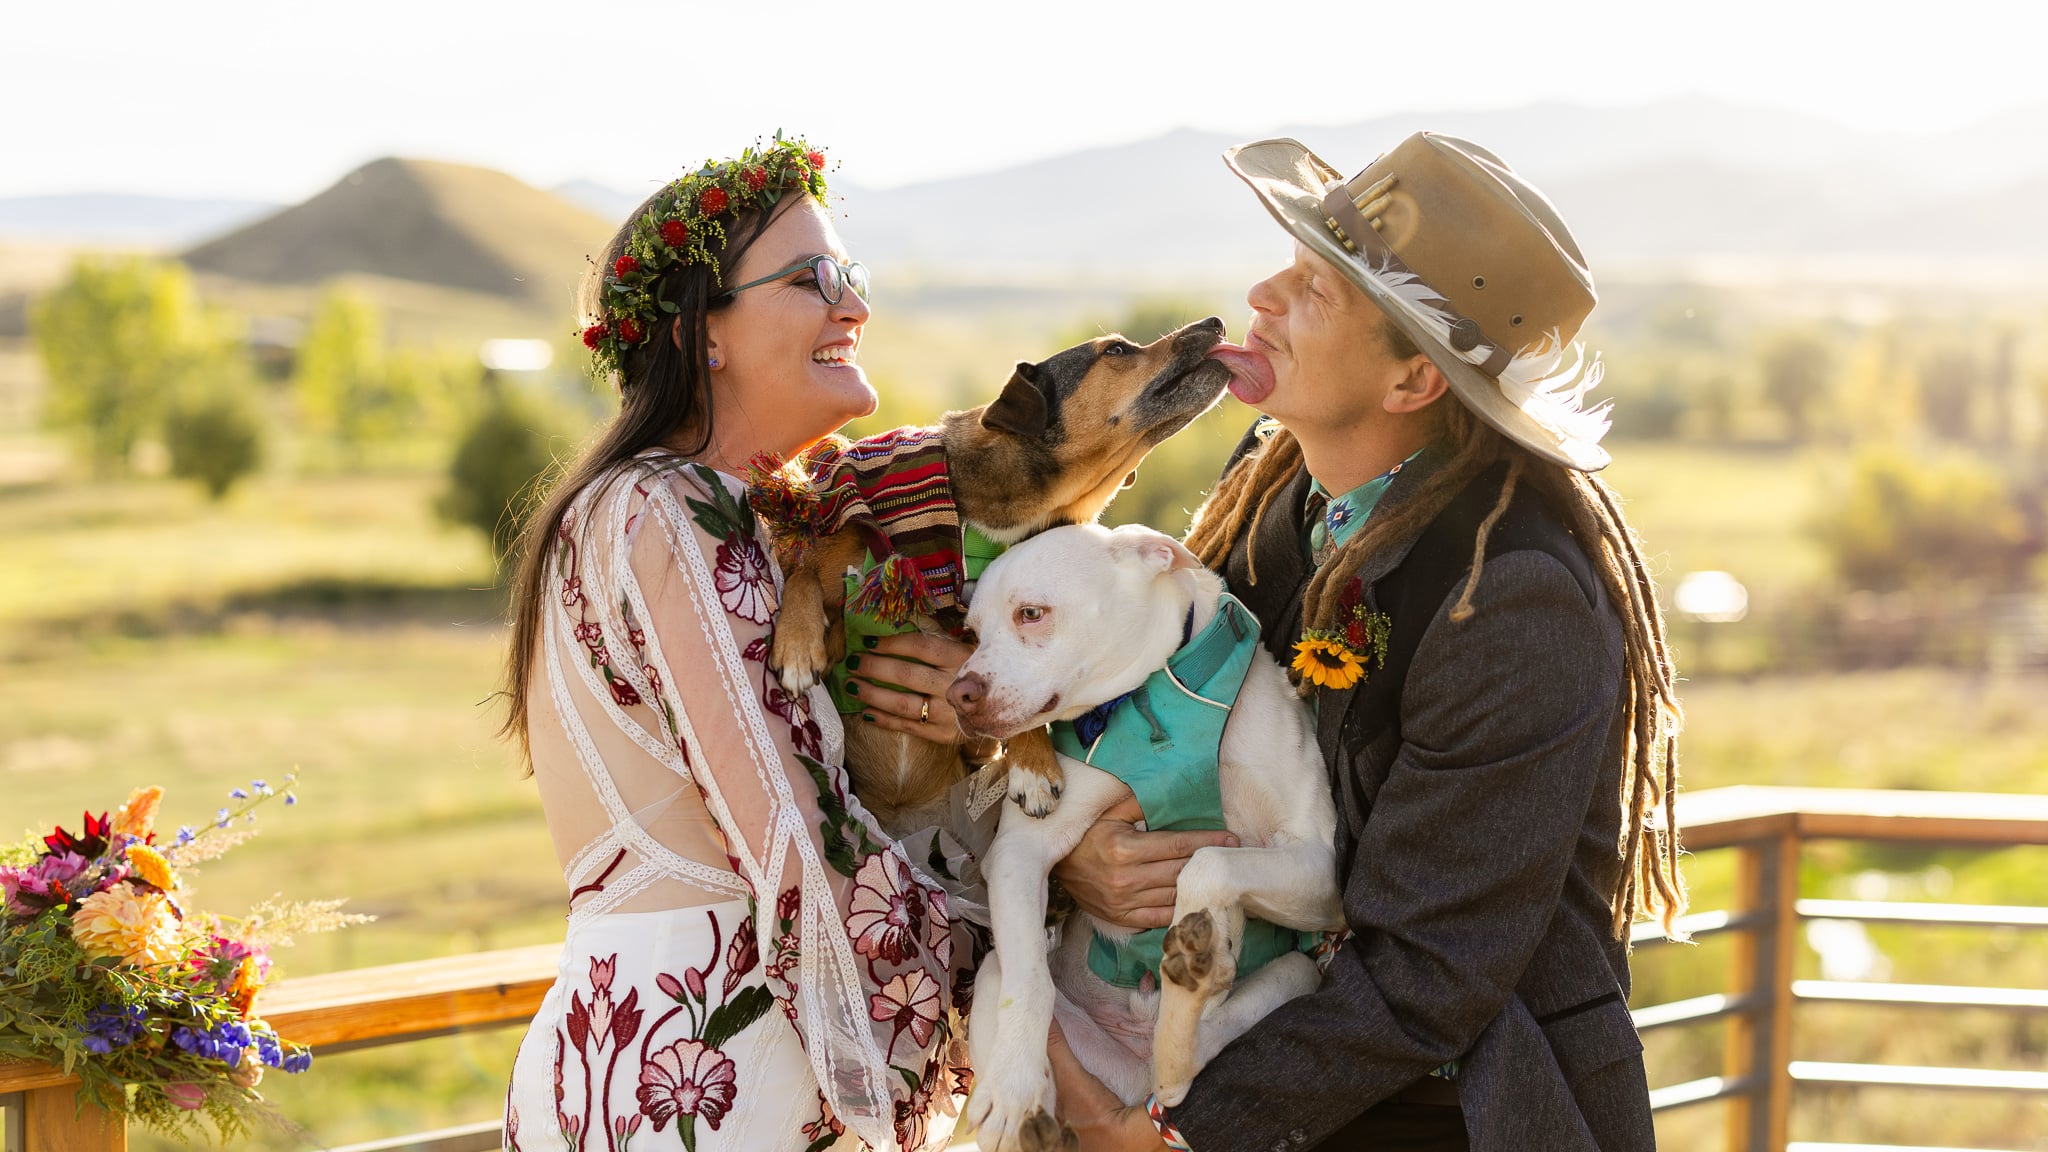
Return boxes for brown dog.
[758,318,1232,835]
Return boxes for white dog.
[947,523,1345,1152]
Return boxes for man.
[1048,133,1686,1151]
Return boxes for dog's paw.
[1160,908,1236,995]
[1007,763,1062,818]
[966,1058,1056,1152]
[767,626,829,697]
[1019,1108,1078,1152]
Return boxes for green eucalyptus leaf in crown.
[580,132,832,381]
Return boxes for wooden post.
[1724,834,1799,1152]
[22,1087,123,1152]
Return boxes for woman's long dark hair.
[499,189,802,766]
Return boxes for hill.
[182,158,613,311]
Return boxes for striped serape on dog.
[746,425,971,633]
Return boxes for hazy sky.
[4,0,2040,202]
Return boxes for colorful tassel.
[846,554,938,625]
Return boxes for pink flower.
[713,535,775,624]
[924,888,952,970]
[163,1081,206,1110]
[637,1040,739,1131]
[776,885,801,924]
[723,916,759,996]
[573,620,604,648]
[742,636,769,663]
[0,851,90,915]
[608,675,642,707]
[848,851,925,964]
[560,576,584,608]
[870,970,943,1059]
[589,955,616,996]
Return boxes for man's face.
[1216,241,1421,432]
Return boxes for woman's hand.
[848,631,974,745]
[1049,1021,1170,1151]
[1052,795,1237,930]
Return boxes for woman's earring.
[707,357,720,369]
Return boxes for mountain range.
[6,97,2048,290]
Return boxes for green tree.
[436,385,565,567]
[1812,446,2035,592]
[1758,328,1835,442]
[32,257,213,474]
[295,288,412,452]
[164,374,266,500]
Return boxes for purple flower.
[283,794,297,806]
[214,808,232,829]
[78,1005,148,1053]
[174,826,196,846]
[1,851,91,915]
[229,788,248,800]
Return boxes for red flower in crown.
[806,150,825,171]
[582,323,608,350]
[613,255,641,279]
[698,186,729,216]
[659,219,689,247]
[617,317,645,344]
[741,166,767,193]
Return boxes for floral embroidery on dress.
[848,850,926,964]
[713,536,776,624]
[549,907,775,1152]
[522,460,970,1150]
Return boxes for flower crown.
[580,133,831,380]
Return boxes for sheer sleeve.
[556,457,969,1152]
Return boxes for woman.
[499,137,975,1152]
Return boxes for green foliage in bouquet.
[0,775,369,1141]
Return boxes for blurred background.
[2,1,2044,1148]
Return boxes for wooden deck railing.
[4,785,2046,1152]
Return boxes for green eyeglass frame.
[718,254,870,305]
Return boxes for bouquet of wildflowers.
[0,774,368,1140]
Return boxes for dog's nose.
[948,672,987,718]
[1194,315,1224,332]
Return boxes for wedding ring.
[918,697,931,724]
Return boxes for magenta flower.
[0,851,91,915]
[636,1039,739,1131]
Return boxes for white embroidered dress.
[505,456,969,1152]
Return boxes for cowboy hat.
[1224,132,1612,471]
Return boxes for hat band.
[1319,185,1515,379]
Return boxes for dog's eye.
[1015,605,1047,624]
[1101,341,1133,357]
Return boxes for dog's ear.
[981,362,1048,438]
[1109,525,1204,576]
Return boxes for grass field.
[3,438,2044,1146]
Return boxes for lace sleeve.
[566,458,967,1152]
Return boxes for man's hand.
[850,631,973,746]
[1052,794,1237,930]
[1049,1021,1170,1151]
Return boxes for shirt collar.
[1305,448,1425,561]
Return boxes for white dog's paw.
[1159,908,1236,996]
[767,630,827,697]
[1007,763,1062,818]
[1154,1076,1193,1109]
[967,1059,1058,1152]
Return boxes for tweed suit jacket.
[1164,436,1657,1152]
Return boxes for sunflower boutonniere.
[1291,578,1391,691]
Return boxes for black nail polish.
[862,712,877,723]
[846,681,860,696]
[845,654,861,671]
[862,635,878,649]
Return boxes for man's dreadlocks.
[1184,376,1688,943]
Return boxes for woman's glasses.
[718,254,870,306]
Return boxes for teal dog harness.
[1050,593,1314,989]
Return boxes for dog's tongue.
[1207,342,1275,405]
